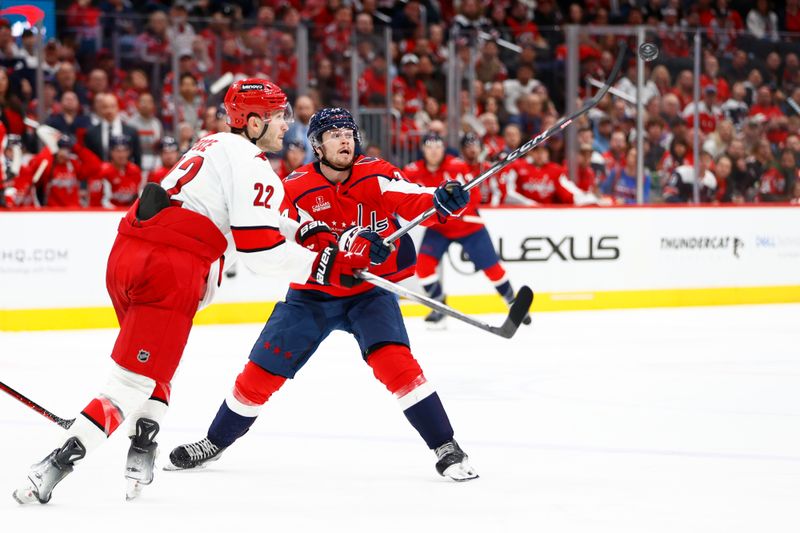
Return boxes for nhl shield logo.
[137,349,150,363]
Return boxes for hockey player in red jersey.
[403,132,530,328]
[13,80,369,504]
[146,136,181,185]
[168,108,480,482]
[13,135,102,207]
[88,135,143,207]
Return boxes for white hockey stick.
[382,42,628,246]
[357,271,533,339]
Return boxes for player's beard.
[322,145,355,171]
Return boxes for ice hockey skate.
[165,437,225,471]
[434,439,478,482]
[424,295,448,330]
[125,418,160,501]
[13,436,85,504]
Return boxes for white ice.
[1,304,799,533]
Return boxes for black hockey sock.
[495,280,514,303]
[422,280,444,301]
[403,392,454,449]
[207,401,255,448]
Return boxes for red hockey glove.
[339,226,394,265]
[296,220,338,252]
[312,246,370,288]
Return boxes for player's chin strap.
[246,120,270,146]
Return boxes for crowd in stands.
[1,0,799,208]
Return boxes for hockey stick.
[382,41,628,246]
[0,380,75,429]
[358,271,533,339]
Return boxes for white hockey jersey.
[159,132,317,308]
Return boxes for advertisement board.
[1,207,799,330]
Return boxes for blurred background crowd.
[1,0,799,208]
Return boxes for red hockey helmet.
[223,78,290,129]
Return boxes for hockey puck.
[638,42,659,62]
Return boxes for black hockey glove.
[433,181,469,222]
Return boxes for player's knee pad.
[226,361,287,417]
[366,344,424,394]
[416,253,440,285]
[483,262,507,283]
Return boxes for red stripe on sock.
[483,262,506,282]
[81,397,123,436]
[150,381,171,405]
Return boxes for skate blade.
[442,461,479,482]
[12,485,40,505]
[162,461,209,472]
[424,320,447,331]
[125,479,143,501]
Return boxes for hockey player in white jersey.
[13,79,369,504]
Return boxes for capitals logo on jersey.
[282,156,439,296]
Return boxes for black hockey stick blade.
[0,380,75,429]
[358,271,530,339]
[491,285,533,339]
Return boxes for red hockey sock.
[416,253,440,285]
[233,361,287,407]
[483,262,507,284]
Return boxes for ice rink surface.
[1,304,799,532]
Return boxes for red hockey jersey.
[402,155,483,238]
[282,155,438,297]
[88,161,142,207]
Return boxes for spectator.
[417,54,446,103]
[502,64,540,116]
[509,93,543,138]
[750,86,789,145]
[671,70,695,110]
[603,130,628,176]
[0,68,26,135]
[54,62,89,106]
[168,3,196,57]
[701,55,730,101]
[85,93,141,164]
[723,138,755,201]
[474,40,507,84]
[479,112,504,160]
[393,54,427,116]
[745,138,775,200]
[746,0,779,41]
[176,121,196,153]
[46,91,92,142]
[284,95,316,165]
[88,135,141,208]
[724,49,751,83]
[683,85,723,135]
[714,154,733,202]
[703,119,735,159]
[721,82,750,129]
[644,117,668,172]
[309,57,346,108]
[663,156,718,203]
[136,10,170,68]
[602,147,650,204]
[0,19,20,61]
[86,68,110,103]
[125,92,163,176]
[164,73,205,130]
[274,140,306,180]
[359,53,390,107]
[592,114,613,153]
[759,148,798,201]
[146,136,180,184]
